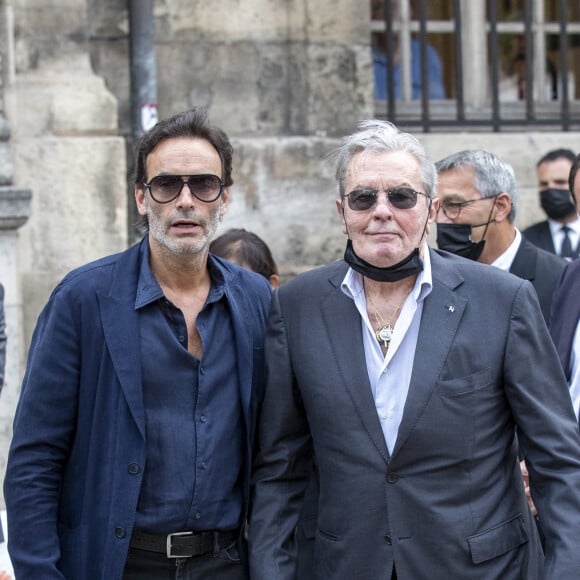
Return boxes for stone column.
[0,181,31,492]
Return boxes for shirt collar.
[135,241,164,310]
[134,241,227,310]
[491,228,521,272]
[341,242,433,302]
[548,215,580,237]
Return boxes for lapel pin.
[448,306,455,313]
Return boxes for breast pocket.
[437,367,493,397]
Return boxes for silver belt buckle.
[166,531,193,558]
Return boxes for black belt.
[130,528,239,559]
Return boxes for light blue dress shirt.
[341,245,433,454]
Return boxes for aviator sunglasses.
[143,174,225,204]
[344,187,429,211]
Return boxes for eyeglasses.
[439,195,497,220]
[143,174,225,204]
[343,187,429,211]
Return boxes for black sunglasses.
[143,174,225,204]
[344,187,429,211]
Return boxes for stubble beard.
[147,200,222,257]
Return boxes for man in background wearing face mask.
[248,121,580,580]
[523,148,579,260]
[435,149,566,324]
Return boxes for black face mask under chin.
[436,223,485,261]
[344,239,424,282]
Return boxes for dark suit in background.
[510,237,567,324]
[550,259,580,382]
[523,148,579,259]
[522,220,557,253]
[523,220,580,259]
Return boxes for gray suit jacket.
[249,249,580,580]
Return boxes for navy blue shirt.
[134,243,244,533]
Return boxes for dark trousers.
[123,544,248,580]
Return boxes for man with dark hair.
[210,228,280,288]
[523,148,579,259]
[4,108,272,579]
[435,149,566,324]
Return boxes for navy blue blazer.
[4,238,272,580]
[550,259,580,380]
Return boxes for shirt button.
[115,527,126,539]
[200,415,207,423]
[128,463,140,475]
[178,336,185,343]
[195,512,201,520]
[201,462,207,470]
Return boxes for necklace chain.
[364,279,410,349]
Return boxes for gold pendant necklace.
[364,280,409,349]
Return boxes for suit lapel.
[98,243,146,439]
[321,267,390,463]
[551,263,580,379]
[540,222,556,254]
[224,281,253,422]
[509,238,536,282]
[391,251,466,458]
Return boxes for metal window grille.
[373,0,580,132]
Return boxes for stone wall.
[1,0,128,491]
[89,0,374,138]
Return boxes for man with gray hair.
[248,121,580,579]
[436,149,566,324]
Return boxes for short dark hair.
[536,148,576,168]
[133,107,234,186]
[569,153,580,207]
[210,228,278,279]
